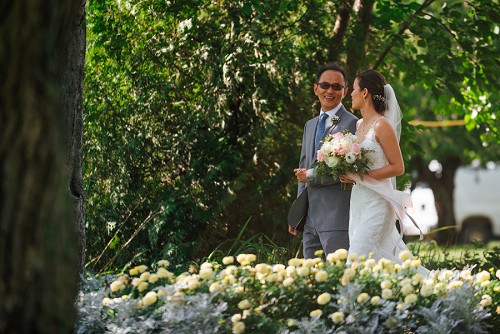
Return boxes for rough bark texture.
[61,0,87,274]
[0,1,81,333]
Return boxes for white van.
[454,166,500,243]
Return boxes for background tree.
[0,1,83,332]
[83,0,499,272]
[62,0,87,272]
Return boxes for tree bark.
[61,0,87,274]
[0,1,81,333]
[328,0,356,62]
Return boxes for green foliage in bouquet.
[77,250,499,333]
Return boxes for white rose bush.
[77,250,500,333]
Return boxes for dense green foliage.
[84,0,499,272]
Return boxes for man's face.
[314,70,348,111]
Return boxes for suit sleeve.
[297,123,308,197]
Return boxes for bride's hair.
[356,70,386,114]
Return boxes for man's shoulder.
[338,106,358,121]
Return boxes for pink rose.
[351,143,360,155]
[337,145,345,155]
[317,150,324,162]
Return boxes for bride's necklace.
[360,116,379,134]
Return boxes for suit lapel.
[322,106,346,140]
[308,117,316,162]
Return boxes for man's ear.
[313,83,319,96]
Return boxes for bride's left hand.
[339,175,354,184]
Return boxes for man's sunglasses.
[316,82,345,91]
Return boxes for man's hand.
[294,168,307,183]
[288,225,301,236]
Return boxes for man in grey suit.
[289,62,358,259]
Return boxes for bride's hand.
[339,175,354,184]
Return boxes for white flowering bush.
[76,251,500,333]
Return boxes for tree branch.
[329,0,356,61]
[373,0,437,69]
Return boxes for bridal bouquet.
[313,130,371,182]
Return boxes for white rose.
[381,280,392,290]
[157,260,170,267]
[345,152,356,164]
[357,293,369,303]
[480,294,492,307]
[381,288,393,299]
[142,291,157,307]
[187,279,200,290]
[199,267,214,279]
[231,314,242,323]
[420,284,433,297]
[297,267,310,276]
[238,299,251,310]
[148,274,159,284]
[140,272,151,281]
[317,292,331,305]
[110,280,124,292]
[476,271,491,283]
[335,249,348,260]
[157,267,173,279]
[404,293,418,305]
[310,309,322,317]
[371,296,381,305]
[232,321,245,334]
[138,282,149,292]
[315,270,328,282]
[401,284,414,296]
[330,312,345,324]
[209,282,222,293]
[283,277,294,287]
[288,258,302,267]
[326,155,339,167]
[398,251,411,261]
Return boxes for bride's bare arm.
[369,118,404,180]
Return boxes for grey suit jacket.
[295,106,358,232]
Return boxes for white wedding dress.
[349,119,428,275]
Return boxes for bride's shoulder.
[373,117,398,140]
[374,117,393,130]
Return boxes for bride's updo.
[356,70,386,115]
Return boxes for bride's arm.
[369,118,404,180]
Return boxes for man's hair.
[316,62,348,85]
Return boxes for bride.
[341,70,428,275]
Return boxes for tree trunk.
[346,0,374,83]
[328,0,355,62]
[61,0,87,274]
[0,1,81,333]
[414,156,461,245]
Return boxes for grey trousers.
[302,223,349,259]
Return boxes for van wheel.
[460,221,492,244]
